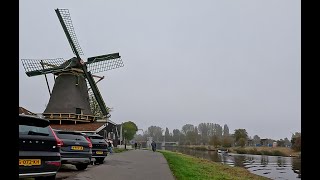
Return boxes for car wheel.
[96,157,105,164]
[76,164,88,170]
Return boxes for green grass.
[113,148,129,153]
[159,150,269,180]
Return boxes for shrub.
[194,146,207,151]
[272,150,285,156]
[235,148,247,154]
[248,148,258,155]
[260,150,270,155]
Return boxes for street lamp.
[119,123,123,145]
[124,129,127,149]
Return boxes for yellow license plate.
[19,159,41,166]
[96,151,103,154]
[71,146,83,150]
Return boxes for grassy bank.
[180,145,300,157]
[229,147,300,157]
[159,150,269,180]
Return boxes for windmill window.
[75,76,79,86]
[76,108,83,115]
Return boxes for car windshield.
[56,133,87,141]
[89,136,105,143]
[19,124,52,136]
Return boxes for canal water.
[163,146,301,180]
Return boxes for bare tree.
[210,135,221,147]
[181,124,194,135]
[146,126,163,141]
[164,127,171,142]
[194,127,199,145]
[223,124,230,137]
[198,123,210,145]
[172,129,181,142]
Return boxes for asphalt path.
[60,149,175,180]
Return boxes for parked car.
[19,114,62,179]
[87,134,108,164]
[54,130,92,170]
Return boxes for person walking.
[151,140,156,152]
[107,139,113,154]
[134,142,138,150]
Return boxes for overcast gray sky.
[19,0,300,140]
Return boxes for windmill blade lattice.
[21,58,67,76]
[86,54,124,74]
[86,79,105,118]
[56,9,84,56]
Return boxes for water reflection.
[292,158,301,178]
[164,146,301,180]
[234,155,246,167]
[261,156,269,166]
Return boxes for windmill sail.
[21,8,124,124]
[86,53,124,74]
[21,58,67,77]
[87,81,106,118]
[55,9,83,56]
[85,71,110,117]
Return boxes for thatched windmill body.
[21,9,124,124]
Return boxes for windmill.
[21,9,124,124]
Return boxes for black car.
[54,130,92,170]
[87,134,108,164]
[19,114,62,179]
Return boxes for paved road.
[56,164,90,180]
[63,149,175,180]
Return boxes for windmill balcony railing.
[42,113,100,124]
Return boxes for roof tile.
[50,122,105,131]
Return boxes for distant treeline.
[133,123,300,150]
